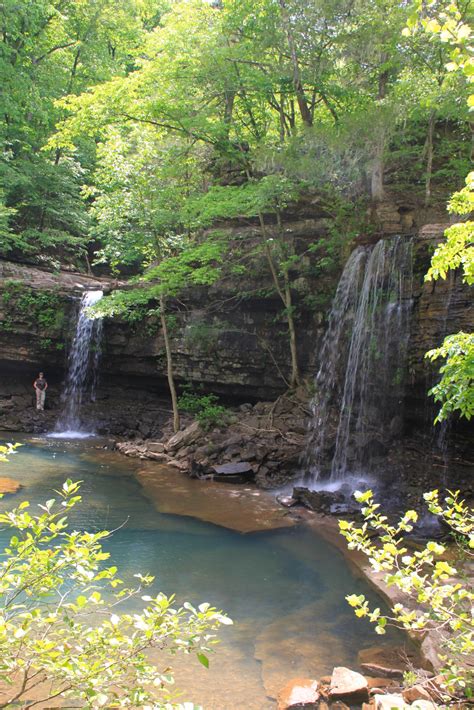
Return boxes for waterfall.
[303,236,413,485]
[51,290,103,438]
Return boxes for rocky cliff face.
[407,225,473,451]
[0,208,472,467]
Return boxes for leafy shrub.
[2,281,65,333]
[178,388,230,430]
[0,478,231,708]
[340,488,473,697]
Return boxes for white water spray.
[50,290,103,438]
[303,236,413,485]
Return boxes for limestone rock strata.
[0,222,472,458]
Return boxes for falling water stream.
[50,290,103,438]
[304,236,413,485]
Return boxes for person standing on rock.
[33,372,48,411]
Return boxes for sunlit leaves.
[0,480,231,708]
[340,488,474,692]
[426,332,474,421]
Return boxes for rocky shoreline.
[276,662,448,709]
[115,393,309,489]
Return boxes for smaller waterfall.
[303,236,413,485]
[51,290,103,438]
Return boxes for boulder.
[276,494,298,508]
[212,461,255,483]
[410,701,437,710]
[292,487,345,513]
[146,452,169,463]
[329,667,369,702]
[212,462,254,475]
[373,694,409,710]
[277,678,319,710]
[165,421,202,453]
[147,442,165,454]
[358,647,431,679]
[402,686,434,704]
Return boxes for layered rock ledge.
[115,393,309,489]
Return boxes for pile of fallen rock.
[278,666,452,710]
[115,394,309,488]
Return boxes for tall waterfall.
[303,236,413,485]
[52,290,103,438]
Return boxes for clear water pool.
[0,435,406,709]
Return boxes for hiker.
[33,372,48,411]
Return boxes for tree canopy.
[0,0,472,418]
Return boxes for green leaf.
[197,653,209,669]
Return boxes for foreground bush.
[340,489,473,698]
[0,479,231,709]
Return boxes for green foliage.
[2,281,65,334]
[409,3,474,424]
[426,332,474,421]
[178,389,231,431]
[0,479,231,709]
[184,321,232,354]
[426,173,474,286]
[340,488,473,695]
[0,0,162,259]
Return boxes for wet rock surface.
[328,667,369,703]
[135,463,296,533]
[277,678,319,710]
[0,367,171,438]
[358,646,433,679]
[276,659,449,710]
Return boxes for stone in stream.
[292,487,345,514]
[358,646,432,679]
[329,666,369,702]
[211,461,255,483]
[146,442,165,454]
[276,678,319,710]
[276,494,298,508]
[402,686,435,704]
[0,477,22,494]
[373,693,410,709]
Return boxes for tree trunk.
[159,294,180,432]
[371,136,385,202]
[224,89,235,129]
[283,267,300,387]
[278,0,313,127]
[424,110,435,206]
[258,212,300,388]
[371,63,389,202]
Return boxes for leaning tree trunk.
[159,294,180,433]
[258,212,300,388]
